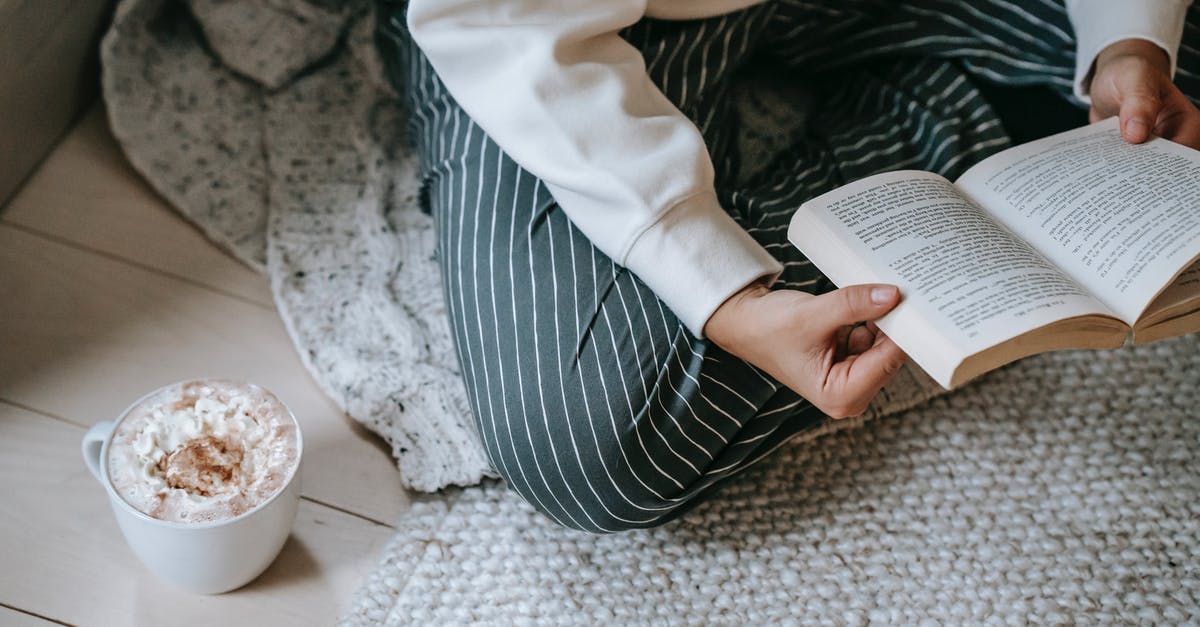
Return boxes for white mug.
[81,380,303,594]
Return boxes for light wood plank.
[0,605,59,627]
[1,105,274,308]
[0,402,395,626]
[0,225,409,524]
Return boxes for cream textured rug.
[342,336,1200,624]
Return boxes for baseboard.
[0,0,115,208]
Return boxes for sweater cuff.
[1070,0,1189,103]
[623,191,783,337]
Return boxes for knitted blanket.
[100,0,944,492]
[103,0,493,491]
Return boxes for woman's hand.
[704,282,908,419]
[1087,38,1200,149]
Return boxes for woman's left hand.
[1088,38,1200,150]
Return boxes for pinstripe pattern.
[378,0,1200,532]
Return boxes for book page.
[1140,258,1200,326]
[789,171,1116,381]
[956,118,1200,323]
[1157,259,1200,305]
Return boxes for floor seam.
[300,495,395,529]
[0,601,74,626]
[0,398,84,429]
[0,221,275,312]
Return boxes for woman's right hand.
[704,282,908,419]
[1087,38,1200,149]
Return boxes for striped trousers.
[378,0,1200,533]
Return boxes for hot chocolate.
[106,380,299,523]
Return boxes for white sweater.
[407,0,1191,336]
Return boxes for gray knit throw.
[102,0,497,490]
[341,336,1200,624]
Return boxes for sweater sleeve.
[406,0,782,337]
[1066,0,1192,102]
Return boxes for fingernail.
[871,286,897,305]
[1126,118,1149,140]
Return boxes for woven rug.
[342,335,1200,624]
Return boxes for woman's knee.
[473,394,694,533]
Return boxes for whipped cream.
[107,380,299,523]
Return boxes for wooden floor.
[0,106,437,625]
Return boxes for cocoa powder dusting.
[150,492,168,519]
[171,382,208,411]
[158,435,245,497]
[170,393,199,412]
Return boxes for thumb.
[1117,83,1162,143]
[828,333,908,414]
[814,284,900,333]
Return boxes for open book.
[788,118,1200,389]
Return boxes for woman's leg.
[377,4,829,533]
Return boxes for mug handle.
[82,421,115,484]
